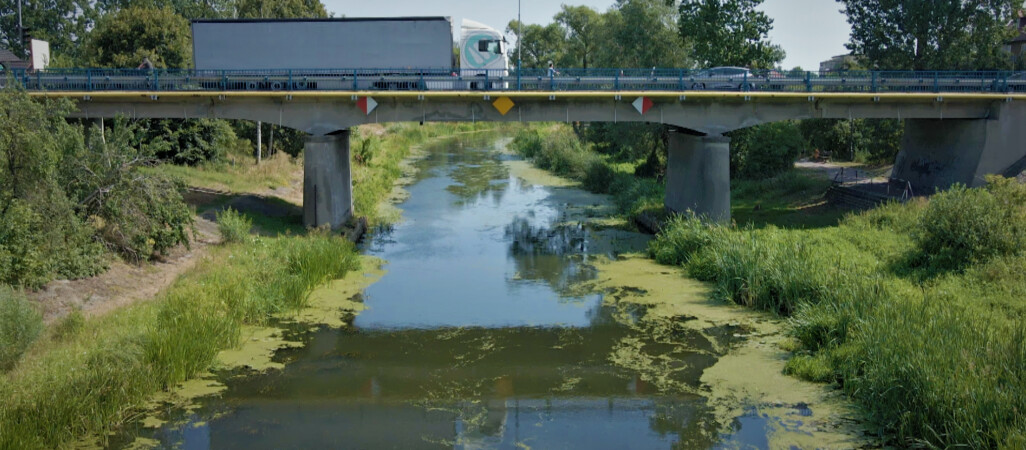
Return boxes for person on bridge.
[137,57,154,70]
[548,61,559,77]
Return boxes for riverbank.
[0,123,499,449]
[510,123,1026,447]
[650,187,1026,447]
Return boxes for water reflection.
[113,133,751,449]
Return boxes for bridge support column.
[665,131,731,222]
[303,131,353,229]
[893,103,1026,193]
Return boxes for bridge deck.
[27,90,1026,102]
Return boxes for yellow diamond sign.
[492,96,515,116]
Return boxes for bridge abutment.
[303,131,353,229]
[893,102,1026,192]
[665,131,731,222]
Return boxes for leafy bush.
[800,118,904,164]
[728,121,806,179]
[216,208,253,244]
[911,177,1026,272]
[577,122,667,162]
[1,88,107,287]
[0,286,43,371]
[65,118,194,262]
[142,119,237,166]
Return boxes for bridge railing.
[6,68,1026,94]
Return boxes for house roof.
[0,47,30,69]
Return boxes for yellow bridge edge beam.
[26,90,1026,101]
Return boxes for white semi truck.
[190,17,509,90]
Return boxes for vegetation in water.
[649,177,1026,448]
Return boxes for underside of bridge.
[37,91,1026,228]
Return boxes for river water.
[111,132,866,449]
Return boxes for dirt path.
[30,216,221,324]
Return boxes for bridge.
[13,68,1026,227]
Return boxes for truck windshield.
[477,40,502,55]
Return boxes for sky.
[322,0,852,70]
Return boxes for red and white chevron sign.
[632,96,653,115]
[357,96,378,115]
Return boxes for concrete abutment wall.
[893,102,1026,193]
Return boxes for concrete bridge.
[23,71,1026,228]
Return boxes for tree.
[94,0,236,19]
[506,20,567,68]
[839,0,1019,70]
[673,0,784,68]
[555,5,604,68]
[0,0,96,60]
[235,0,328,18]
[598,0,691,68]
[84,6,192,68]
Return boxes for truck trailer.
[190,17,509,90]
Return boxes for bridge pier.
[893,103,1026,193]
[665,131,731,222]
[303,131,353,229]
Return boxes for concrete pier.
[303,131,353,229]
[893,102,1026,193]
[665,131,731,222]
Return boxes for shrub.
[647,214,726,266]
[728,121,806,179]
[0,286,43,371]
[911,178,1026,272]
[216,208,253,244]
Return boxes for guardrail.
[5,68,1026,93]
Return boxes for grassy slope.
[649,199,1026,448]
[0,122,496,449]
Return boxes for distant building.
[0,47,31,70]
[1006,10,1026,66]
[819,54,857,73]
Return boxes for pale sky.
[322,0,852,70]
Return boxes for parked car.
[692,66,752,90]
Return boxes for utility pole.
[256,121,262,164]
[517,0,522,90]
[17,0,24,57]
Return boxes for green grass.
[731,170,846,228]
[144,151,299,194]
[216,207,254,244]
[0,286,43,371]
[649,180,1026,448]
[0,232,360,448]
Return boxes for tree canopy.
[673,0,784,68]
[84,6,192,68]
[839,0,1020,70]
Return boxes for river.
[109,131,867,449]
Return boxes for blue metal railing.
[4,68,1025,94]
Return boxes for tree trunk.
[256,121,262,164]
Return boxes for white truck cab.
[460,19,509,88]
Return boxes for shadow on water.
[109,132,783,449]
